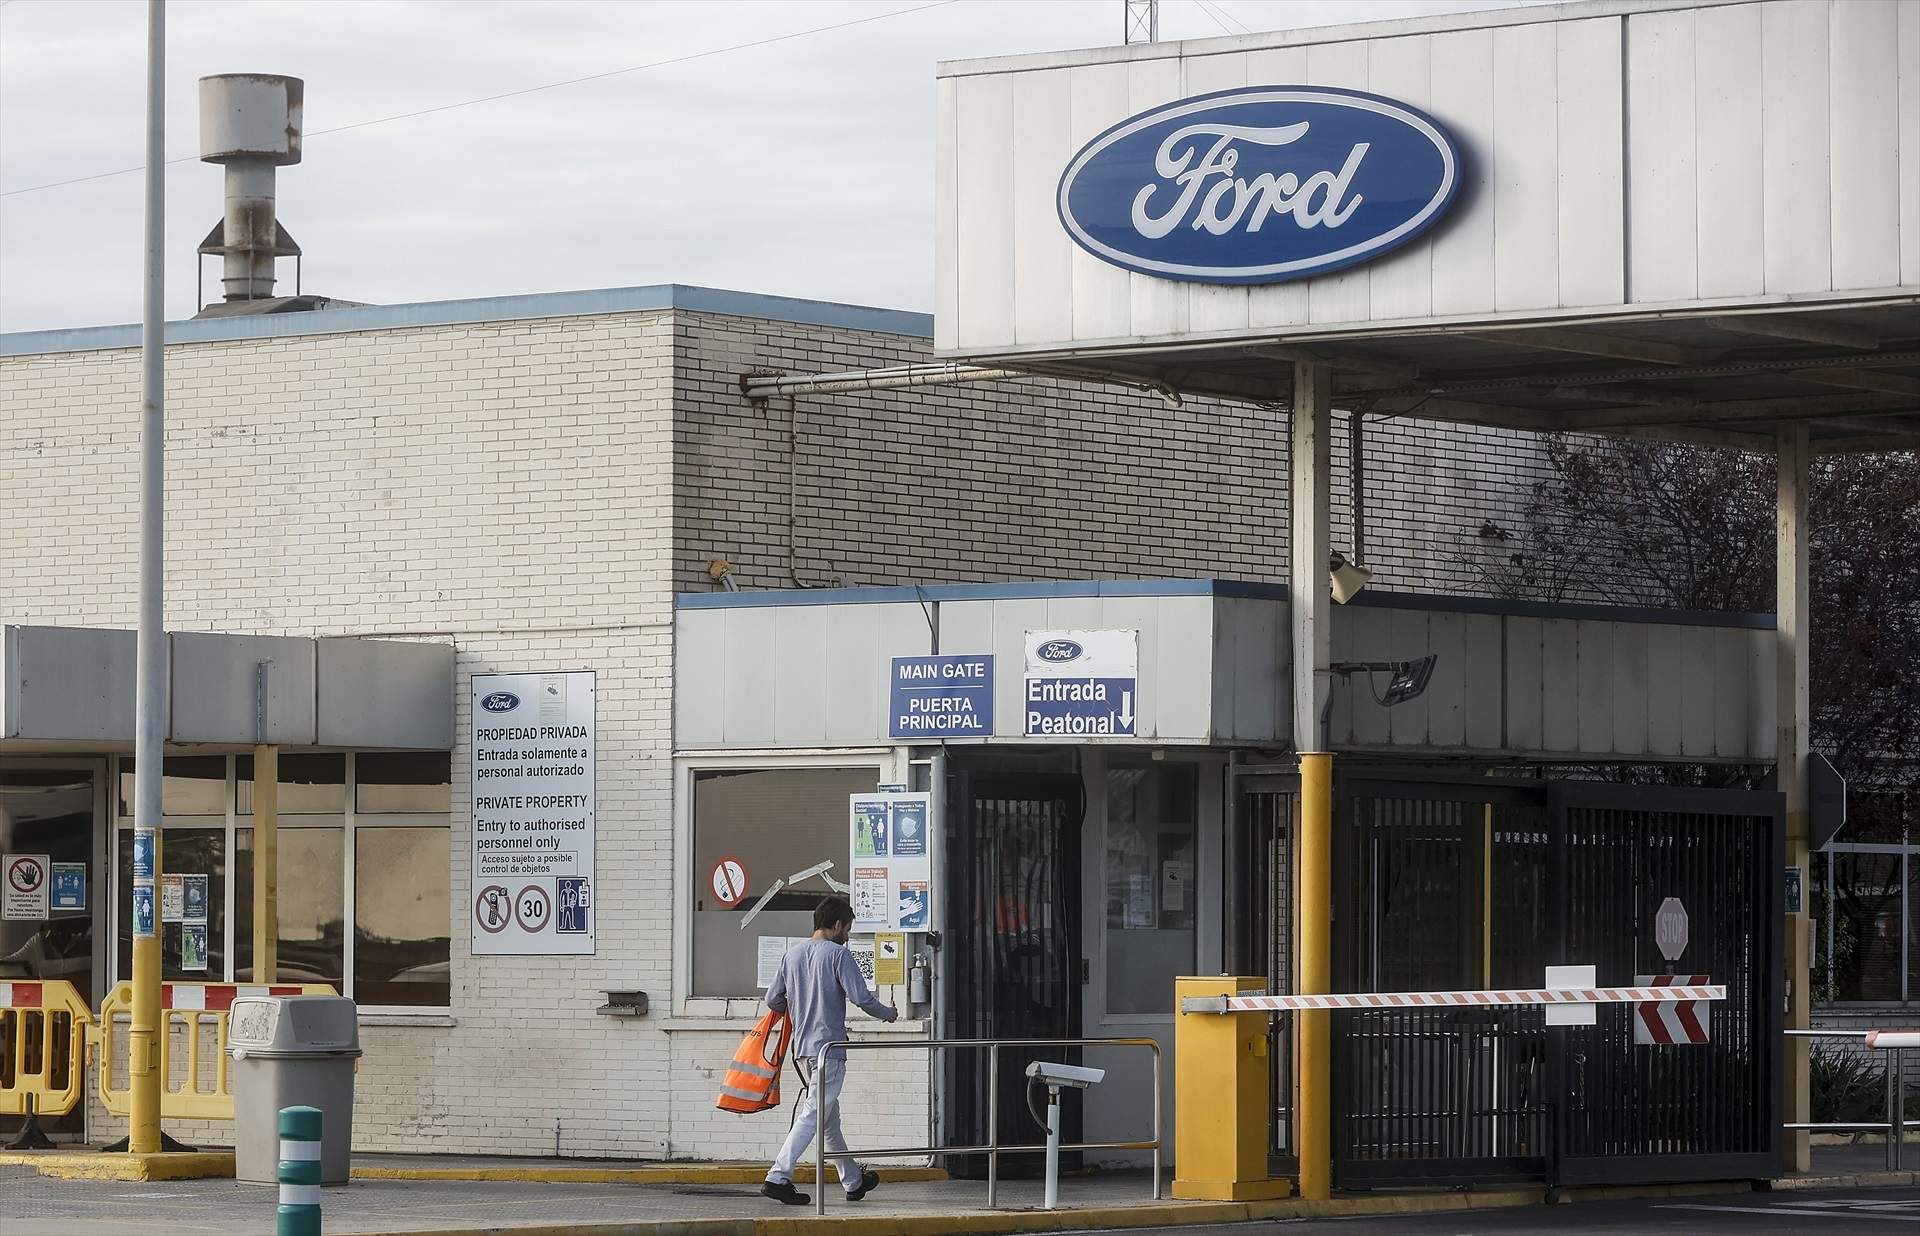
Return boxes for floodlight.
[1329,552,1373,604]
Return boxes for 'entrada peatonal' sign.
[1056,86,1461,285]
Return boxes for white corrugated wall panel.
[1627,8,1699,304]
[1903,0,1920,287]
[954,73,1016,351]
[1827,0,1904,291]
[935,76,960,351]
[1610,621,1650,756]
[1012,70,1076,346]
[1067,63,1134,342]
[1428,28,1497,318]
[1367,34,1437,323]
[1575,620,1614,755]
[1760,0,1834,295]
[825,605,889,744]
[772,604,831,744]
[1126,58,1189,341]
[1693,2,1767,299]
[1555,19,1625,308]
[1491,22,1561,312]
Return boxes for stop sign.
[1655,897,1689,961]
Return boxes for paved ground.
[1090,1186,1920,1233]
[0,1166,1167,1235]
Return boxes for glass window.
[237,753,346,815]
[0,768,96,998]
[355,752,452,814]
[234,827,345,986]
[1829,852,1903,1002]
[117,756,225,817]
[116,828,227,982]
[691,766,880,997]
[352,827,450,1006]
[1104,761,1197,1016]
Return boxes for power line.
[0,0,957,198]
[1195,0,1252,37]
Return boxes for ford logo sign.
[1057,86,1461,285]
[480,692,520,713]
[1037,640,1084,664]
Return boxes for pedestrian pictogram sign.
[2,854,49,920]
[1655,897,1689,961]
[710,857,749,908]
[1635,974,1711,1044]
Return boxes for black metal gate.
[1330,776,1780,1188]
[943,767,1084,1178]
[1234,771,1298,1168]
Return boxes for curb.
[1763,1170,1920,1191]
[0,1150,235,1181]
[352,1165,950,1186]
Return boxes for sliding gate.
[1331,777,1781,1188]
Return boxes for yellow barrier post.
[1172,977,1290,1201]
[1297,751,1333,1202]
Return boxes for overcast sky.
[0,0,1546,334]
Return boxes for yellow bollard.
[1297,751,1333,1201]
[1172,976,1291,1201]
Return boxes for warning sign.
[3,854,49,920]
[710,857,749,908]
[470,671,595,956]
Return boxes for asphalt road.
[1082,1187,1920,1233]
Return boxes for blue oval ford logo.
[480,692,520,713]
[1037,640,1084,664]
[1057,86,1461,285]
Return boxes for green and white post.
[277,1106,323,1236]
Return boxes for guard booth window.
[1104,760,1196,1015]
[690,765,881,998]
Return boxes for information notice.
[470,670,596,955]
[848,791,937,934]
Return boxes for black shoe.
[845,1168,880,1201]
[761,1180,810,1206]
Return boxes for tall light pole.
[129,0,167,1156]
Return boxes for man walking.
[761,896,897,1206]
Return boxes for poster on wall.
[470,670,596,956]
[847,791,936,934]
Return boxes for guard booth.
[1239,772,1780,1188]
[674,580,1785,1181]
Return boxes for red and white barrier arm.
[1864,1030,1920,1049]
[1181,985,1726,1014]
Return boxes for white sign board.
[1024,630,1139,737]
[849,791,935,933]
[471,671,596,955]
[1544,964,1597,1027]
[2,854,49,920]
[1654,897,1688,962]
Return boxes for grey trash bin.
[227,994,360,1184]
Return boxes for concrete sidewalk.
[0,1163,1752,1236]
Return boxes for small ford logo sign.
[480,692,520,713]
[1037,640,1084,663]
[1057,86,1462,285]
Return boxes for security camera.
[1025,1061,1106,1090]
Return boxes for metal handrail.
[810,1035,1163,1216]
[1785,1028,1915,1170]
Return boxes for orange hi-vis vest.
[716,1008,791,1114]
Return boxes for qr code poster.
[848,939,877,986]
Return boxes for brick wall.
[672,310,1551,600]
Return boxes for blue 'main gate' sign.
[1056,86,1462,285]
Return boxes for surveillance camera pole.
[1043,1082,1062,1210]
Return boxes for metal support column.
[1778,422,1812,1173]
[1291,362,1333,1201]
[128,0,167,1157]
[252,744,278,981]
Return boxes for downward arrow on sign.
[1119,691,1135,727]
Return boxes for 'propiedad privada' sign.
[1057,86,1461,285]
